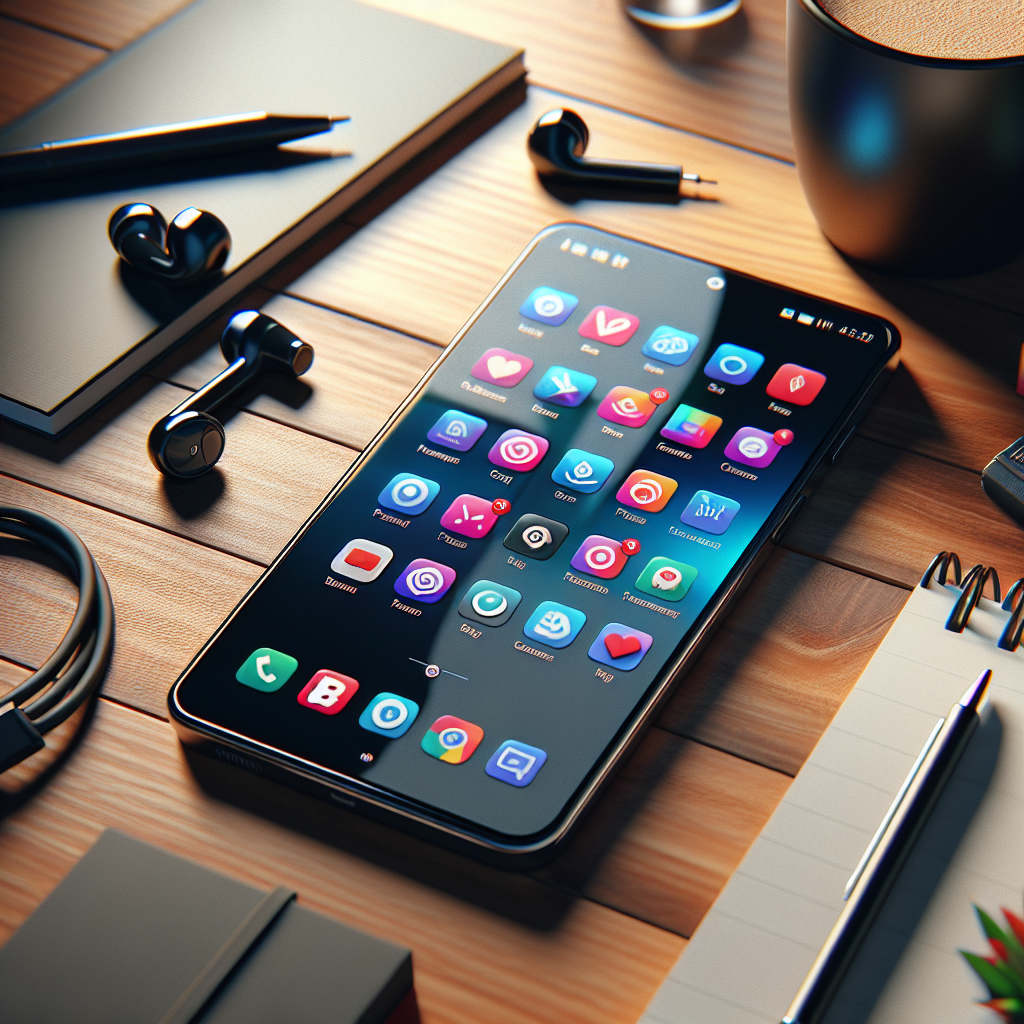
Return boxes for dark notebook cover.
[0,0,523,434]
[0,829,413,1024]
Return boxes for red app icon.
[297,670,360,715]
[578,305,640,346]
[765,363,827,406]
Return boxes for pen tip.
[959,669,992,711]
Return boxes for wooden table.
[1,3,1020,1021]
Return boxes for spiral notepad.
[640,555,1024,1024]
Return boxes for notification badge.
[297,671,360,715]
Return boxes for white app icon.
[534,610,571,640]
[331,538,394,583]
[651,566,684,591]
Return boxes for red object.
[765,363,827,405]
[296,671,359,715]
[773,428,795,446]
[649,387,670,405]
[492,498,511,515]
[345,547,382,571]
[604,633,642,658]
[622,538,641,556]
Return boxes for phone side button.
[771,494,806,544]
[830,425,858,464]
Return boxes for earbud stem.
[165,355,251,420]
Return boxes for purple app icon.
[723,426,782,469]
[393,558,457,603]
[426,409,488,451]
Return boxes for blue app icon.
[642,326,699,366]
[378,473,440,516]
[520,286,579,326]
[426,409,488,451]
[486,740,548,787]
[523,600,586,649]
[358,692,420,738]
[550,449,615,492]
[704,343,764,385]
[532,365,598,407]
[679,489,741,535]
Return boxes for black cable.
[0,506,114,773]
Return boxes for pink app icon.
[724,426,782,468]
[470,348,534,388]
[488,429,549,472]
[597,386,657,428]
[578,306,639,346]
[297,670,360,715]
[570,535,628,579]
[439,494,500,538]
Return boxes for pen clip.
[843,716,944,900]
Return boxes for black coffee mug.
[788,0,1024,274]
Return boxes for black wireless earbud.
[527,108,713,195]
[148,310,314,478]
[108,202,231,284]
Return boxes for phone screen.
[171,224,896,850]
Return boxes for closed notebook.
[0,829,414,1024]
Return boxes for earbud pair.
[148,311,314,478]
[527,108,713,194]
[109,202,230,284]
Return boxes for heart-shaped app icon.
[471,347,534,388]
[578,305,640,346]
[604,633,642,658]
[595,312,631,336]
[487,355,521,378]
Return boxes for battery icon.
[797,312,815,325]
[780,308,795,319]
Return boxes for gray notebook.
[0,0,523,434]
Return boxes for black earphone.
[527,108,712,195]
[108,202,231,284]
[148,310,314,478]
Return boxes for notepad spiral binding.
[920,550,1023,651]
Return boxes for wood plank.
[0,475,261,718]
[0,0,188,49]
[657,549,908,775]
[0,16,105,127]
[157,294,438,451]
[367,0,792,160]
[284,88,1024,474]
[0,378,354,566]
[538,732,789,936]
[0,697,685,1024]
[784,436,1023,590]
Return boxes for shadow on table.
[821,708,1002,1023]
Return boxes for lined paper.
[640,580,1024,1023]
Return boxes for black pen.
[781,668,992,1024]
[0,111,346,184]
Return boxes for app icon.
[578,305,640,346]
[330,539,394,583]
[378,473,440,516]
[502,513,569,560]
[679,490,741,535]
[486,740,548,787]
[458,580,522,626]
[642,326,699,366]
[393,558,457,603]
[765,363,827,406]
[523,601,586,649]
[426,409,488,451]
[359,692,420,737]
[421,715,484,764]
[724,426,782,468]
[588,623,653,671]
[704,343,765,385]
[659,404,723,449]
[471,347,534,388]
[297,670,360,715]
[634,557,698,602]
[550,449,615,492]
[520,286,579,326]
[615,470,678,513]
[439,494,500,539]
[236,648,298,693]
[597,386,656,428]
[570,535,628,579]
[532,365,598,407]
[487,429,549,472]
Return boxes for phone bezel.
[168,223,900,864]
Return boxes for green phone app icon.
[634,557,698,602]
[236,647,298,692]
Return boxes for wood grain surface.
[1,3,1021,1022]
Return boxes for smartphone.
[169,224,899,866]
